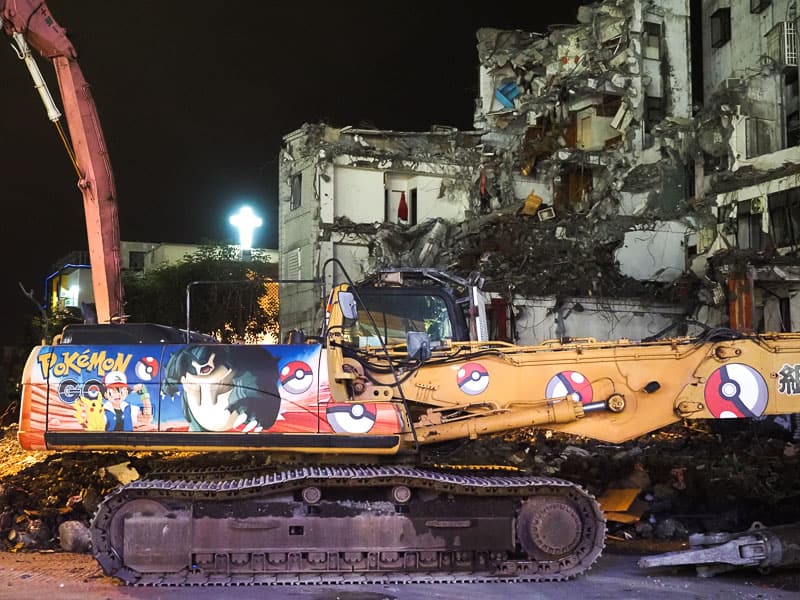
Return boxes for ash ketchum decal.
[704,363,768,418]
[280,360,314,394]
[545,371,593,404]
[457,362,489,395]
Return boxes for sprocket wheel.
[516,496,583,560]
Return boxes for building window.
[645,96,664,132]
[711,8,731,49]
[129,251,145,271]
[788,109,800,147]
[751,0,771,13]
[286,248,302,280]
[769,189,800,247]
[384,188,417,225]
[643,22,661,60]
[737,198,767,250]
[290,173,302,210]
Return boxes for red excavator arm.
[1,0,123,323]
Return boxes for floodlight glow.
[229,206,263,250]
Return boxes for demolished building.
[278,0,800,343]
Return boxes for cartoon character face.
[545,371,593,404]
[280,361,313,394]
[457,362,489,395]
[135,357,159,381]
[705,363,768,418]
[180,352,237,431]
[103,385,129,407]
[326,403,377,433]
[162,345,283,433]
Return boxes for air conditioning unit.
[751,195,767,214]
[766,21,798,70]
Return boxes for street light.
[229,206,263,252]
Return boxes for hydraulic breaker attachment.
[637,522,800,577]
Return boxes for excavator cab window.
[344,289,457,349]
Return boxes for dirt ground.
[0,547,798,600]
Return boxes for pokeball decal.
[327,403,377,433]
[705,363,768,418]
[82,379,103,399]
[57,378,102,404]
[135,357,159,381]
[457,362,489,395]
[280,360,314,394]
[545,371,594,405]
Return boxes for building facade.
[278,0,800,343]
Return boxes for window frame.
[711,8,731,49]
[290,173,302,211]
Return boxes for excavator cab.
[343,268,473,351]
[340,288,461,350]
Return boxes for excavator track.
[91,465,605,586]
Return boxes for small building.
[48,242,277,315]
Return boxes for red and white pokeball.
[135,357,159,381]
[327,403,377,433]
[705,363,768,418]
[545,370,593,404]
[280,360,314,394]
[457,362,489,396]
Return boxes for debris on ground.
[0,419,799,560]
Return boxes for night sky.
[0,0,583,344]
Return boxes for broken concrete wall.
[615,220,689,283]
[654,1,692,118]
[472,0,693,228]
[513,295,693,344]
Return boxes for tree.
[122,245,279,342]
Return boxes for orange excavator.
[8,0,800,587]
[17,263,800,584]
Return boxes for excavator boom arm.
[2,0,123,322]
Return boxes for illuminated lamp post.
[229,206,263,259]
